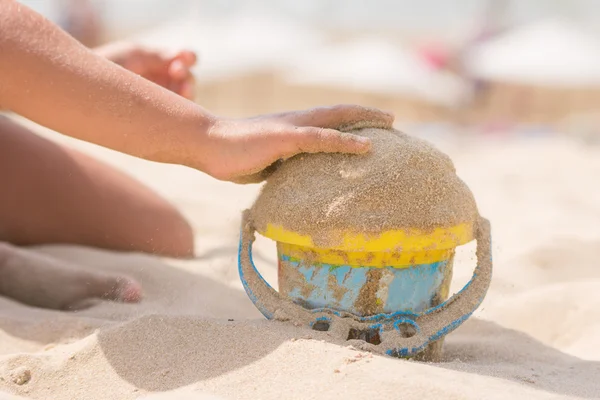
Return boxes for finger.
[168,50,198,77]
[176,50,198,67]
[281,105,395,131]
[170,78,196,100]
[133,50,168,74]
[134,49,194,78]
[291,127,372,155]
[229,160,283,184]
[172,50,198,68]
[167,74,196,100]
[180,77,196,100]
[168,59,189,80]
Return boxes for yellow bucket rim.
[260,222,475,253]
[278,242,455,268]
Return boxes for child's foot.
[0,242,142,310]
[94,42,197,100]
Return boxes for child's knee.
[154,210,195,258]
[132,205,195,258]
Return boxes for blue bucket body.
[278,252,454,317]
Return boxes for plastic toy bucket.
[238,212,491,360]
[262,223,474,356]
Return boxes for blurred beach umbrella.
[131,8,324,82]
[282,36,470,107]
[465,18,600,87]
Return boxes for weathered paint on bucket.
[277,242,454,318]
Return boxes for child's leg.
[0,116,194,256]
[0,116,194,309]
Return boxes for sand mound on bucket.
[251,128,479,248]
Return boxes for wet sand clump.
[251,128,479,249]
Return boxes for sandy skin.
[0,0,394,310]
[0,44,197,309]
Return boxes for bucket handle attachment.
[238,210,492,357]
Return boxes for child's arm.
[0,0,393,181]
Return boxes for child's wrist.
[195,117,234,179]
[144,107,219,173]
[177,110,223,174]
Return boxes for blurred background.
[19,0,600,140]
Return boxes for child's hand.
[1,1,391,185]
[95,42,197,100]
[202,105,395,183]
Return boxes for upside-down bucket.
[238,127,492,360]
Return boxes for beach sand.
[1,119,599,400]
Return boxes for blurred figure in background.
[461,0,510,99]
[471,0,510,45]
[57,0,103,47]
[418,42,451,71]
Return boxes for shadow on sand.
[2,246,598,398]
[438,318,600,399]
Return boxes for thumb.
[293,127,372,155]
[168,51,198,79]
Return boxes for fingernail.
[169,60,187,79]
[351,135,371,151]
[353,135,370,144]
